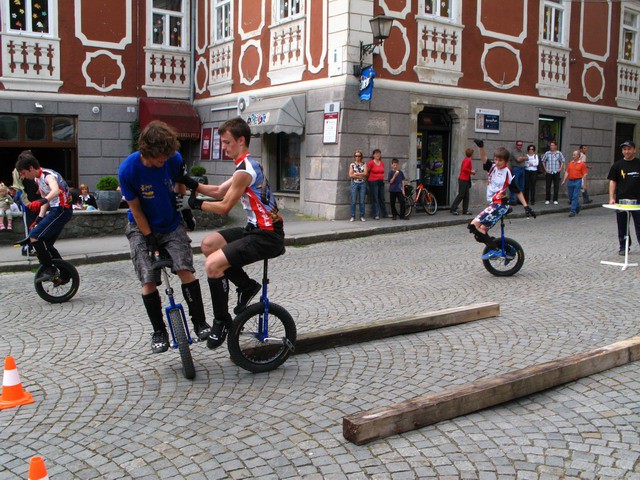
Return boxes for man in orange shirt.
[562,150,588,217]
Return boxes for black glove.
[144,232,160,254]
[524,206,536,218]
[188,191,203,210]
[473,139,484,148]
[173,173,200,191]
[182,209,196,231]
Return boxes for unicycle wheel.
[168,308,195,380]
[482,237,525,277]
[34,259,80,303]
[227,302,296,373]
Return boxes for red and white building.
[1,0,639,218]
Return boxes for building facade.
[1,1,639,219]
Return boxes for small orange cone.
[28,456,49,480]
[0,356,34,410]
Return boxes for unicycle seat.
[151,249,173,271]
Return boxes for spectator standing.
[365,149,388,220]
[562,150,588,217]
[509,140,527,204]
[348,150,367,222]
[607,140,640,255]
[450,147,476,215]
[541,140,565,205]
[579,145,593,204]
[388,158,407,219]
[524,145,539,205]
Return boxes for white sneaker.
[360,217,366,222]
[554,201,558,205]
[350,217,354,222]
[545,201,550,205]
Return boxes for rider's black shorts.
[220,223,285,268]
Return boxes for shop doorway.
[417,108,451,206]
[615,122,636,159]
[537,115,564,155]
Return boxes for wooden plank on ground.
[293,302,499,355]
[343,336,640,445]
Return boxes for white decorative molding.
[209,41,233,87]
[196,0,208,55]
[477,0,527,43]
[0,33,63,92]
[581,62,605,102]
[381,23,409,75]
[616,61,640,109]
[194,57,208,94]
[380,0,411,20]
[305,0,327,74]
[81,50,125,92]
[414,17,464,86]
[481,42,522,90]
[239,0,265,40]
[239,39,262,86]
[142,47,191,98]
[579,0,611,62]
[536,42,571,98]
[74,0,132,49]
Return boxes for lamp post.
[353,15,394,77]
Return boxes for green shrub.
[96,176,120,191]
[189,165,206,176]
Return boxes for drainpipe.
[189,0,196,104]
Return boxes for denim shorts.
[125,223,194,285]
[474,203,509,229]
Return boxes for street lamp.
[353,15,394,77]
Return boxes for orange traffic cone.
[28,456,49,480]
[0,356,34,410]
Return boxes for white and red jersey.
[485,164,513,204]
[34,168,70,208]
[233,152,280,231]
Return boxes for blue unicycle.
[152,251,196,380]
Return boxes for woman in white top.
[349,149,367,221]
[524,144,539,205]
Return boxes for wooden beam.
[343,336,640,445]
[293,302,499,355]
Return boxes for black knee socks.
[181,279,206,326]
[224,266,251,289]
[207,277,232,323]
[142,290,166,333]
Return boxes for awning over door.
[242,95,306,135]
[139,98,201,140]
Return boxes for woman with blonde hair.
[348,149,367,221]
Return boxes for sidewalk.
[0,196,607,272]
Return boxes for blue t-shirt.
[118,151,182,233]
[388,169,405,193]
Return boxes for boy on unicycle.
[118,121,211,354]
[468,140,536,258]
[15,151,73,281]
[177,117,285,350]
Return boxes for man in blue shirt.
[118,121,210,353]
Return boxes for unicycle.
[227,258,297,373]
[481,209,525,277]
[152,251,196,380]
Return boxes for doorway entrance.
[417,108,451,206]
[615,122,636,160]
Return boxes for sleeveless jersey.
[486,164,513,204]
[35,168,70,208]
[234,152,281,231]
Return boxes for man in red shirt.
[450,147,476,215]
[562,150,587,217]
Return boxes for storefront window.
[52,117,75,142]
[0,116,19,141]
[538,116,563,154]
[25,117,47,141]
[277,133,300,192]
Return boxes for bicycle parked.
[479,207,525,277]
[403,178,438,218]
[227,257,296,373]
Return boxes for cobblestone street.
[1,207,639,479]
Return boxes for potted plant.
[95,176,122,211]
[189,165,208,185]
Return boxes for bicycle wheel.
[403,196,413,218]
[482,238,525,277]
[227,302,296,373]
[34,259,80,304]
[421,190,437,215]
[168,307,195,380]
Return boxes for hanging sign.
[323,102,340,144]
[475,108,500,134]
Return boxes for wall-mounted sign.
[475,108,500,134]
[323,102,340,144]
[201,128,212,160]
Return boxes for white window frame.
[621,6,640,63]
[417,0,460,25]
[541,0,568,45]
[151,0,187,49]
[421,0,453,19]
[213,0,233,43]
[2,0,57,37]
[274,0,303,24]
